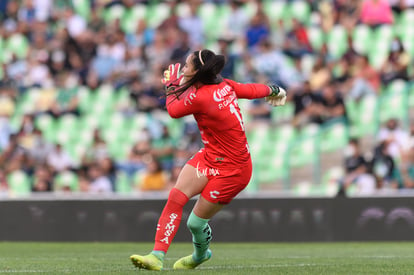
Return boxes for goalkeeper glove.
[162,63,183,91]
[265,85,287,106]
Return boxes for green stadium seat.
[7,170,31,196]
[271,102,294,124]
[35,114,57,142]
[288,124,320,167]
[115,171,133,193]
[263,0,286,24]
[73,0,90,20]
[327,25,347,59]
[379,89,409,124]
[307,27,325,51]
[320,119,349,152]
[145,2,170,28]
[121,4,147,34]
[104,4,126,23]
[289,1,311,25]
[346,96,379,137]
[5,33,29,59]
[54,171,79,191]
[352,24,373,55]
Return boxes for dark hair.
[166,49,226,98]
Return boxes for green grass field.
[1,242,414,274]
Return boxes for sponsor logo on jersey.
[210,190,220,199]
[160,213,178,244]
[196,162,220,178]
[184,92,197,106]
[213,85,232,102]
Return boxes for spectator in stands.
[393,143,414,189]
[337,137,376,196]
[370,140,397,189]
[0,103,13,151]
[0,170,9,194]
[28,128,53,164]
[151,125,175,171]
[379,38,411,85]
[245,10,270,53]
[224,0,250,41]
[47,74,80,118]
[292,81,323,128]
[283,18,313,60]
[117,139,151,179]
[126,18,154,49]
[347,55,381,100]
[248,39,303,89]
[308,57,332,93]
[46,143,74,173]
[377,118,410,161]
[135,157,168,192]
[87,163,113,194]
[169,30,192,65]
[217,37,238,79]
[81,129,109,169]
[335,0,360,31]
[178,0,205,49]
[318,81,347,125]
[31,165,52,192]
[360,0,394,27]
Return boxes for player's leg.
[131,164,208,270]
[174,161,253,270]
[173,197,223,270]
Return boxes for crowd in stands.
[0,0,413,196]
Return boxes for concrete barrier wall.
[1,197,414,241]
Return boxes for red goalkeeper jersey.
[166,79,271,168]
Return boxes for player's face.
[182,54,197,82]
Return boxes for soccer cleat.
[130,253,163,271]
[173,249,212,270]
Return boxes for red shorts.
[187,150,252,204]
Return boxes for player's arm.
[226,79,287,106]
[166,91,199,118]
[226,79,271,99]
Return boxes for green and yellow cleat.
[173,249,212,270]
[130,253,163,271]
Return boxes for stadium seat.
[289,1,311,25]
[327,25,347,59]
[104,4,126,23]
[5,33,29,59]
[54,171,79,191]
[352,24,373,55]
[379,89,409,124]
[307,27,325,51]
[145,2,170,28]
[121,4,147,34]
[288,124,320,167]
[319,119,349,152]
[35,114,57,142]
[115,171,133,193]
[346,96,379,137]
[7,170,32,196]
[73,0,90,20]
[271,102,294,124]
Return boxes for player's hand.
[265,85,287,106]
[162,63,183,90]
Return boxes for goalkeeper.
[130,49,287,271]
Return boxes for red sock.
[153,188,189,253]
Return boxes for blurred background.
[0,0,413,199]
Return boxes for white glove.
[265,85,287,106]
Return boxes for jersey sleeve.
[165,90,200,118]
[225,79,271,99]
